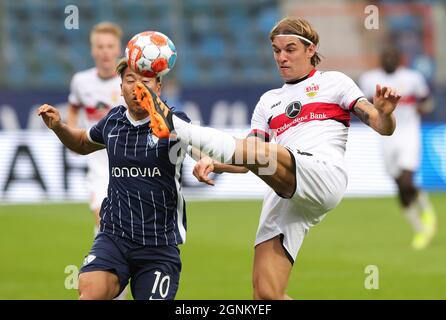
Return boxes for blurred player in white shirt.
[359,46,437,250]
[67,22,124,235]
[134,17,401,299]
[66,22,127,299]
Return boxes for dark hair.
[116,58,161,82]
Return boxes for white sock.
[416,191,433,212]
[172,115,236,163]
[403,203,423,233]
[114,286,128,300]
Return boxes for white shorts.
[381,126,420,178]
[86,149,109,211]
[254,149,348,262]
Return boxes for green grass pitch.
[0,194,445,299]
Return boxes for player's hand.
[193,156,215,186]
[373,84,401,116]
[37,104,62,130]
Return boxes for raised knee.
[253,280,285,300]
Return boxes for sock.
[114,286,128,300]
[403,202,423,233]
[172,115,236,163]
[416,191,433,212]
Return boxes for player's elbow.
[66,147,89,156]
[69,143,94,155]
[76,148,91,155]
[379,125,395,136]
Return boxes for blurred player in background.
[134,17,401,300]
[66,22,124,236]
[359,46,437,250]
[38,59,190,300]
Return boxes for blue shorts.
[79,232,181,300]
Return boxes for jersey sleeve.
[335,72,366,111]
[413,72,430,100]
[68,74,82,108]
[248,97,272,142]
[173,110,191,123]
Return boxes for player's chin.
[133,104,149,115]
[280,69,293,80]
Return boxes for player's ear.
[306,44,316,59]
[120,83,123,96]
[155,81,162,96]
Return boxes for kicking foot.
[412,208,437,251]
[134,81,173,138]
[412,231,432,251]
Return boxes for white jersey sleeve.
[68,73,82,108]
[413,71,430,100]
[249,95,273,141]
[332,72,365,110]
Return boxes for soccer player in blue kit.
[37,58,190,300]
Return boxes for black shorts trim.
[275,147,297,199]
[280,234,294,265]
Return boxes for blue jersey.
[87,105,189,246]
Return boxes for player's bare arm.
[37,104,104,155]
[417,97,434,115]
[190,143,248,186]
[353,84,400,136]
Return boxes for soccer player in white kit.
[67,22,124,234]
[134,17,401,300]
[359,46,437,250]
[66,22,128,300]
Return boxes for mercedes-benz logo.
[285,101,302,118]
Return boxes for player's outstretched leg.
[135,81,237,163]
[397,171,436,250]
[135,81,296,197]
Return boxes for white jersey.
[359,67,429,132]
[68,68,124,210]
[68,67,124,128]
[359,67,429,177]
[251,70,365,261]
[250,69,364,164]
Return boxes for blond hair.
[90,21,123,43]
[269,17,321,67]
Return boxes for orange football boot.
[134,81,173,138]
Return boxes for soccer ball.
[125,31,177,78]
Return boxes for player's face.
[272,36,316,82]
[91,32,121,72]
[380,49,401,74]
[121,67,161,119]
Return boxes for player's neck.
[285,68,316,85]
[96,67,117,80]
[127,109,149,122]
